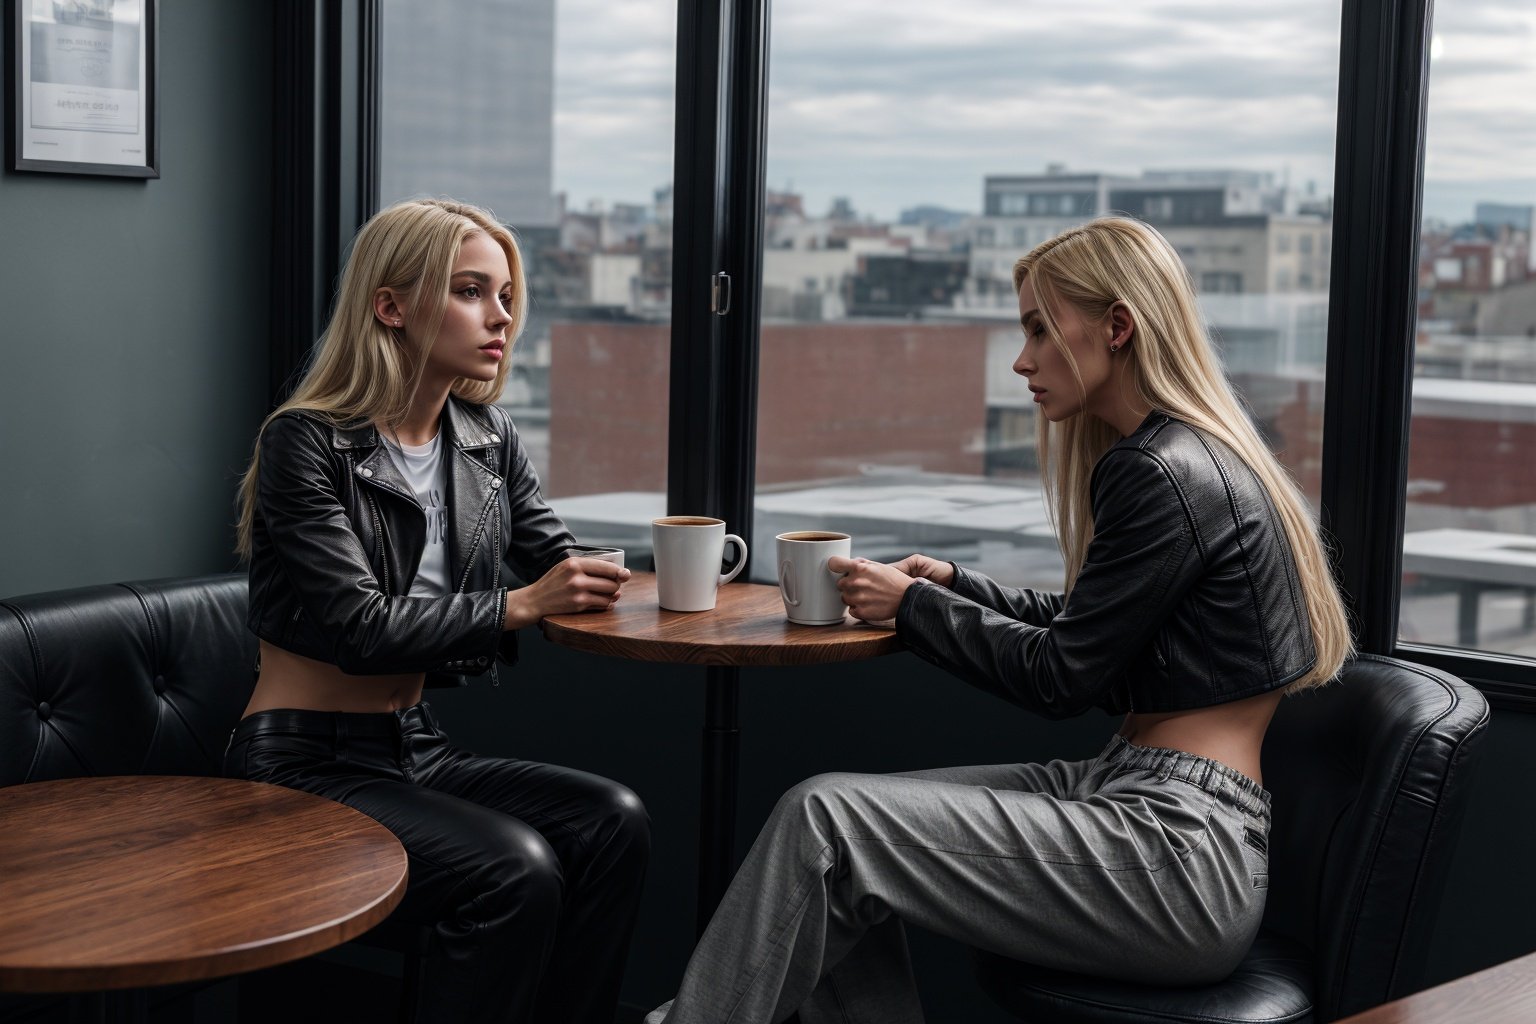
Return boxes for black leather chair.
[0,574,431,1023]
[972,654,1490,1024]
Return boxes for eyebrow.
[451,269,512,289]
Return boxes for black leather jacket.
[247,396,575,687]
[896,412,1317,717]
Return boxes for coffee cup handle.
[718,535,748,587]
[779,560,799,607]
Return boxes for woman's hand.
[826,556,917,623]
[887,553,955,588]
[503,557,631,630]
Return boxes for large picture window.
[1398,0,1536,660]
[379,0,676,562]
[747,0,1342,592]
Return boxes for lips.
[480,342,505,357]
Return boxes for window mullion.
[1319,0,1435,655]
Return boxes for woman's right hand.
[887,553,955,588]
[503,557,630,630]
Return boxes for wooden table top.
[0,776,408,993]
[540,572,902,667]
[1333,950,1536,1023]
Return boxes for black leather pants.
[225,702,650,1024]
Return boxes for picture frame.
[7,0,159,178]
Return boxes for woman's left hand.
[826,556,915,623]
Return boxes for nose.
[1013,344,1035,378]
[489,298,512,329]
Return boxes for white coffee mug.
[652,517,748,612]
[776,531,852,625]
[568,544,625,569]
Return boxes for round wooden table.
[540,571,902,666]
[0,776,408,994]
[541,571,903,931]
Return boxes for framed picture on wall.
[6,0,159,178]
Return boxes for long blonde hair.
[235,198,528,558]
[1013,217,1352,691]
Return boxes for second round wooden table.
[0,775,408,1021]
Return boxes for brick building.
[547,322,991,497]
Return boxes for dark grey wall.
[0,0,272,598]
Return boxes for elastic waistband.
[1102,735,1271,822]
[232,702,432,742]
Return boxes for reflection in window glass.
[1400,2,1536,658]
[379,0,675,563]
[751,1,1340,594]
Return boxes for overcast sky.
[551,0,1536,225]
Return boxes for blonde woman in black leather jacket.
[230,198,648,1024]
[647,218,1352,1024]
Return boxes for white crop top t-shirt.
[382,431,449,597]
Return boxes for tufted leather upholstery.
[0,575,254,785]
[973,654,1490,1024]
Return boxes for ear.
[1106,302,1136,353]
[373,287,406,329]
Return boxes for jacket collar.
[326,396,503,453]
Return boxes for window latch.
[711,272,731,315]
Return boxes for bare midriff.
[1117,688,1285,787]
[242,640,426,717]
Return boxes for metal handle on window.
[711,272,731,315]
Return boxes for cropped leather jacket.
[896,412,1317,717]
[246,396,575,687]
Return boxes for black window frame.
[269,0,379,407]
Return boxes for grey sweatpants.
[647,735,1271,1024]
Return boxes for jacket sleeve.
[895,449,1203,718]
[492,405,578,585]
[258,413,506,675]
[948,563,1065,626]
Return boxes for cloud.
[1421,2,1536,214]
[548,0,1535,224]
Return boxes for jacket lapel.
[443,399,505,593]
[346,433,416,505]
[330,419,422,593]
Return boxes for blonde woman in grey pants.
[647,218,1353,1024]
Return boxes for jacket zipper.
[345,450,391,598]
[484,499,503,685]
[366,489,391,596]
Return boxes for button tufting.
[490,479,501,489]
[37,701,51,721]
[153,674,167,695]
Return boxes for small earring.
[394,318,403,326]
[1109,344,1119,353]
